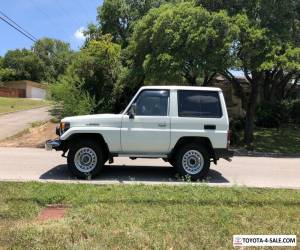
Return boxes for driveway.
[0,147,299,189]
[0,107,51,140]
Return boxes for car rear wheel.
[67,139,104,179]
[175,143,210,180]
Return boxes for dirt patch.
[38,205,66,222]
[0,121,57,148]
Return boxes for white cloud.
[74,27,85,41]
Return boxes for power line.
[28,0,70,38]
[54,0,73,20]
[0,10,38,41]
[0,11,68,66]
[0,14,37,43]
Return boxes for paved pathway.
[0,147,299,189]
[0,107,51,140]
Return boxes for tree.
[2,49,44,82]
[0,38,72,83]
[198,0,300,144]
[127,3,237,85]
[86,0,174,47]
[33,38,73,82]
[52,34,122,115]
[0,57,15,82]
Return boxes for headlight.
[60,122,70,134]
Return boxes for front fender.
[60,126,121,152]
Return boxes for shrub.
[229,116,245,145]
[291,99,300,123]
[255,102,282,128]
[49,75,96,119]
[255,99,300,128]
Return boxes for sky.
[0,0,103,56]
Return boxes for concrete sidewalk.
[0,147,299,189]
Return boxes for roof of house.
[4,80,47,89]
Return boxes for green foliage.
[229,116,245,145]
[74,35,121,113]
[128,2,238,85]
[0,38,72,83]
[50,34,121,117]
[0,67,16,82]
[93,0,173,47]
[2,49,45,82]
[50,74,96,118]
[32,38,73,82]
[290,99,300,123]
[255,99,300,128]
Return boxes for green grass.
[252,124,300,153]
[0,97,49,114]
[0,182,299,249]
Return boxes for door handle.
[158,123,167,127]
[204,124,216,130]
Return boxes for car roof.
[140,85,222,92]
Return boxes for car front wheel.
[67,139,104,179]
[175,143,210,180]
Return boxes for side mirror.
[128,103,136,119]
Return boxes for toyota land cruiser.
[46,86,233,180]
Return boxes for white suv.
[46,86,233,180]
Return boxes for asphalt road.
[0,147,299,189]
[0,107,51,140]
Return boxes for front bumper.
[45,139,63,151]
[215,148,234,161]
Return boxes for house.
[211,75,249,118]
[0,80,47,99]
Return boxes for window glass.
[134,90,169,116]
[178,90,222,118]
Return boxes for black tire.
[175,143,210,181]
[168,158,176,167]
[67,139,104,179]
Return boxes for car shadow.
[39,164,229,183]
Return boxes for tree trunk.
[186,75,197,86]
[244,81,260,144]
[203,72,216,86]
[221,71,247,109]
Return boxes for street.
[0,107,51,140]
[0,147,299,188]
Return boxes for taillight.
[227,130,231,148]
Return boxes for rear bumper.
[45,139,64,151]
[214,148,234,160]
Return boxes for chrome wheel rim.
[182,150,204,175]
[74,147,97,173]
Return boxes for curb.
[232,149,300,158]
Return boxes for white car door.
[121,89,171,154]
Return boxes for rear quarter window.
[177,90,222,118]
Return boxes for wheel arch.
[169,136,216,163]
[63,133,110,159]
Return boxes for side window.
[134,90,169,116]
[178,90,222,118]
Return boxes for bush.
[255,99,300,128]
[256,101,291,128]
[255,102,282,128]
[49,75,96,119]
[229,116,245,145]
[291,99,300,124]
